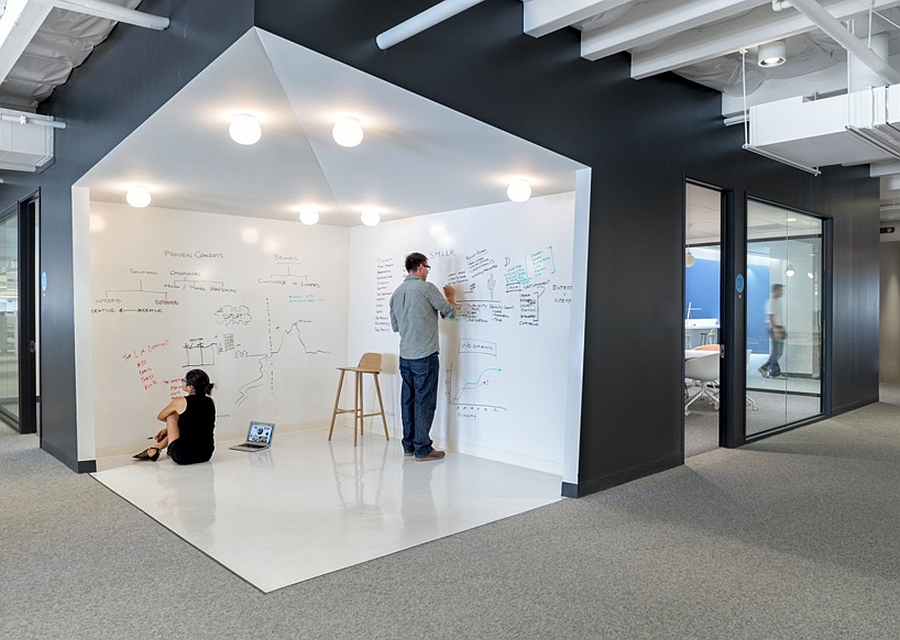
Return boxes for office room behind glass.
[685,189,825,448]
[684,183,722,457]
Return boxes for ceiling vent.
[746,86,900,173]
[0,108,56,172]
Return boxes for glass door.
[0,205,19,425]
[746,200,823,436]
[685,183,723,457]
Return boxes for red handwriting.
[122,340,170,390]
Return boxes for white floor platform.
[92,429,563,593]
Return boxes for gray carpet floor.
[686,388,824,458]
[3,392,900,639]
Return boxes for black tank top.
[177,394,216,452]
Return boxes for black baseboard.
[41,439,96,474]
[562,454,684,498]
[832,396,878,416]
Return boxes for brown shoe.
[415,449,445,462]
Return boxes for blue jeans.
[763,326,785,376]
[399,353,439,457]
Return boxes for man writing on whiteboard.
[390,252,457,462]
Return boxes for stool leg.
[359,372,366,439]
[353,371,360,447]
[373,373,389,441]
[328,370,345,441]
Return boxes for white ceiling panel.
[77,29,585,225]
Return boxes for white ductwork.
[748,85,900,170]
[30,0,170,30]
[0,108,55,172]
[782,0,900,86]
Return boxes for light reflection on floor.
[92,429,563,592]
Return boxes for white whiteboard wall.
[88,194,576,473]
[348,193,576,474]
[89,202,349,454]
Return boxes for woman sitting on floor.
[133,368,216,464]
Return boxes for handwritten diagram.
[232,297,329,407]
[374,256,397,333]
[432,245,566,328]
[91,206,345,456]
[215,305,252,326]
[445,362,507,417]
[92,279,173,315]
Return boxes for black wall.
[253,0,879,494]
[0,0,879,492]
[0,0,253,471]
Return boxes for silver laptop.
[228,421,275,452]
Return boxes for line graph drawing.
[451,367,501,402]
[445,363,507,410]
[233,297,329,406]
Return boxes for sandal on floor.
[133,447,160,461]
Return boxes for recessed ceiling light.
[507,179,532,203]
[332,117,364,148]
[126,187,151,208]
[360,209,380,226]
[299,207,320,225]
[229,114,261,145]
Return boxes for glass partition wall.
[0,207,19,424]
[746,200,823,436]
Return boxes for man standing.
[759,283,787,379]
[390,252,456,461]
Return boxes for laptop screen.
[246,422,274,444]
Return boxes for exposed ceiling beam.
[581,0,767,61]
[523,0,632,38]
[0,0,53,86]
[630,0,900,79]
[871,161,900,177]
[788,0,900,85]
[31,0,170,30]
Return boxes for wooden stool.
[328,352,389,446]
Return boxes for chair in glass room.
[684,350,720,416]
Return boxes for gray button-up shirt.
[389,274,456,359]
